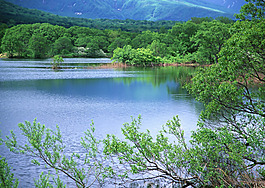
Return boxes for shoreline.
[85,62,207,69]
[0,54,210,68]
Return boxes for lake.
[0,58,203,187]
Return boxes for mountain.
[4,0,246,21]
[0,0,176,32]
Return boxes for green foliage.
[3,119,110,187]
[51,55,64,69]
[52,36,73,56]
[187,19,265,122]
[103,115,197,187]
[28,33,49,59]
[0,131,19,188]
[186,18,265,185]
[1,24,32,57]
[34,172,66,188]
[191,20,231,64]
[111,45,134,64]
[112,45,161,66]
[147,40,167,58]
[0,23,8,53]
[1,2,265,188]
[236,0,265,20]
[1,18,235,62]
[1,23,67,58]
[0,157,19,188]
[103,114,265,187]
[131,30,159,49]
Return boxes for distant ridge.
[0,0,176,32]
[3,0,246,21]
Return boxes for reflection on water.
[0,58,203,187]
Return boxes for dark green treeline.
[0,17,234,64]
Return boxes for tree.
[28,33,49,58]
[0,157,19,188]
[0,131,19,188]
[1,24,32,57]
[147,39,167,58]
[3,119,109,187]
[51,55,64,69]
[236,0,265,19]
[168,21,199,55]
[111,45,159,66]
[191,20,232,64]
[52,36,73,55]
[190,17,213,24]
[75,36,91,48]
[186,19,265,181]
[105,5,265,187]
[38,23,66,44]
[0,23,8,53]
[111,45,135,65]
[131,30,159,49]
[103,115,265,187]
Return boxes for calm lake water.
[0,58,203,187]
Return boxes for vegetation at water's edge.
[0,0,241,65]
[0,0,265,187]
[0,16,234,65]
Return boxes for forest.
[0,0,265,187]
[0,16,234,65]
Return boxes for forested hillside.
[0,17,234,64]
[0,0,176,32]
[4,0,245,21]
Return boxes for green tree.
[38,23,66,44]
[186,19,265,182]
[111,45,159,66]
[1,24,32,57]
[1,29,16,57]
[75,36,91,48]
[131,30,159,49]
[168,21,199,56]
[52,36,73,56]
[28,33,49,59]
[190,17,213,24]
[0,23,8,53]
[103,114,265,187]
[236,0,265,19]
[0,157,19,188]
[147,39,167,58]
[3,119,109,187]
[0,131,19,188]
[111,45,135,64]
[191,20,232,64]
[51,55,64,69]
[131,48,158,66]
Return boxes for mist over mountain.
[4,0,246,21]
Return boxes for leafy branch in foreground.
[185,18,265,187]
[1,113,265,187]
[3,119,109,188]
[103,115,265,187]
[0,156,19,188]
[0,131,19,188]
[103,115,199,187]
